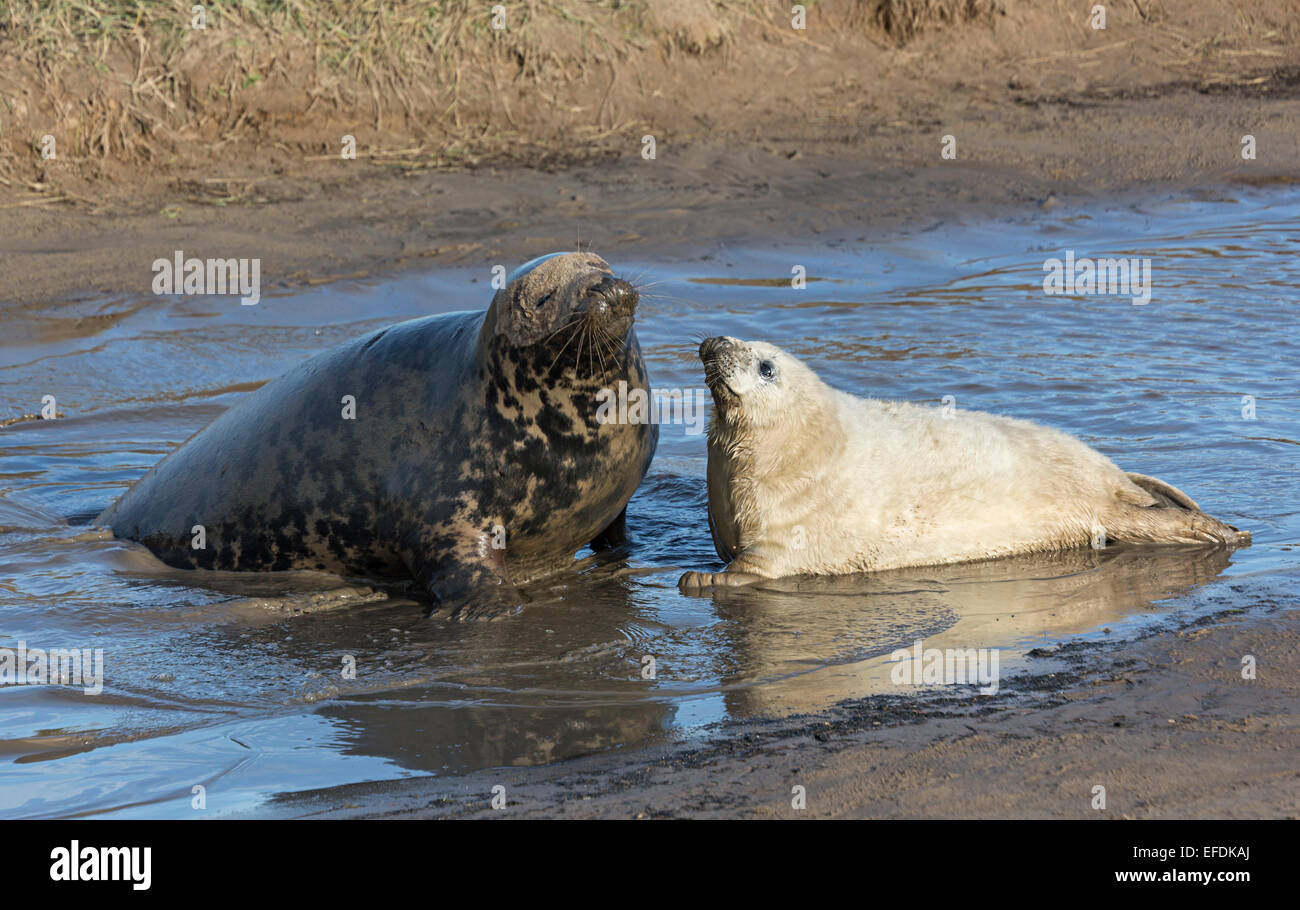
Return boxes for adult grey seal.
[680,336,1249,590]
[98,252,658,617]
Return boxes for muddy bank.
[3,0,1300,305]
[268,579,1300,819]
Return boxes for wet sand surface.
[270,595,1300,819]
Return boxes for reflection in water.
[1,190,1297,816]
[705,545,1234,718]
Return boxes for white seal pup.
[679,337,1249,590]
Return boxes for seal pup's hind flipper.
[1106,472,1251,546]
[1124,472,1202,510]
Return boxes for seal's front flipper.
[402,526,526,620]
[439,581,527,621]
[589,507,628,551]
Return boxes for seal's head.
[491,252,639,359]
[699,336,826,431]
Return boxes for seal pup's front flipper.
[678,568,764,592]
[678,552,767,593]
[1105,472,1251,546]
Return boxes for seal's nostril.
[609,279,636,309]
[586,276,637,315]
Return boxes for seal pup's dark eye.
[758,360,776,381]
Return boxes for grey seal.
[98,252,658,617]
[680,336,1248,590]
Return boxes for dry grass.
[854,0,1003,43]
[4,0,1287,199]
[0,0,758,186]
[0,0,1012,188]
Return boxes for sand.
[267,584,1300,819]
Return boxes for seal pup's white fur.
[680,337,1249,590]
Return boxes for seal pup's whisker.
[572,318,593,382]
[592,319,624,358]
[622,266,650,286]
[589,323,599,378]
[585,322,600,380]
[585,318,612,376]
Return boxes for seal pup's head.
[699,336,833,433]
[490,253,638,369]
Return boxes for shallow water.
[2,188,1298,818]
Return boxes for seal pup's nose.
[699,336,735,361]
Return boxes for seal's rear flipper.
[1107,473,1251,546]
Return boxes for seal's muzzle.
[579,275,637,321]
[567,275,637,345]
[700,336,735,362]
[699,336,745,405]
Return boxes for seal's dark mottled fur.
[98,253,658,617]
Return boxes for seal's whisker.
[628,274,667,292]
[575,320,590,380]
[633,280,674,296]
[637,291,694,304]
[593,326,611,378]
[636,293,701,312]
[590,324,611,372]
[546,321,582,375]
[542,317,578,346]
[595,324,626,376]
